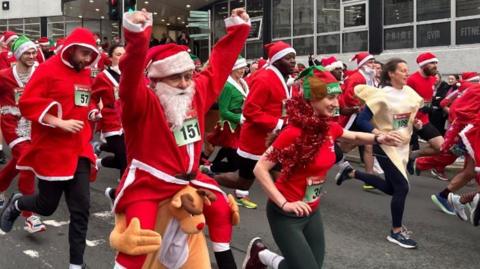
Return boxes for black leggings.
[354,145,409,228]
[18,158,91,265]
[100,134,127,177]
[210,147,240,173]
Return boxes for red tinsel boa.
[266,96,330,178]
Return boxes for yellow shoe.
[236,197,258,209]
[362,184,375,191]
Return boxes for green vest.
[218,76,249,132]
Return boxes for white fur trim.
[60,43,100,69]
[190,179,227,199]
[102,129,123,137]
[459,124,475,161]
[237,148,261,161]
[14,41,37,60]
[324,61,344,71]
[274,119,284,132]
[147,51,194,78]
[0,106,21,116]
[466,76,480,82]
[212,242,231,252]
[233,58,247,70]
[475,166,480,173]
[357,55,374,68]
[102,69,119,87]
[123,12,153,33]
[270,47,296,64]
[39,42,49,46]
[5,35,18,45]
[16,165,74,181]
[418,58,439,67]
[113,262,127,269]
[8,137,30,149]
[38,101,63,127]
[224,16,251,28]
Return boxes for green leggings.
[266,201,325,269]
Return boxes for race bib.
[281,100,287,117]
[90,68,99,78]
[74,85,91,107]
[14,87,24,105]
[303,177,324,203]
[114,86,120,100]
[393,113,411,130]
[173,117,201,146]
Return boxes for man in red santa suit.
[36,36,53,64]
[406,52,444,170]
[336,52,378,190]
[214,41,298,209]
[111,8,250,269]
[0,31,18,70]
[0,35,46,234]
[0,28,100,269]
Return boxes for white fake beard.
[155,81,196,131]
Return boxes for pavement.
[0,152,479,269]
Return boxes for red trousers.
[416,151,460,173]
[0,141,35,217]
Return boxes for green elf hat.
[11,35,37,60]
[232,56,247,71]
[297,65,342,100]
[190,53,201,64]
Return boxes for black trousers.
[100,134,127,177]
[18,158,91,265]
[210,147,240,173]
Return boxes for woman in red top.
[242,66,402,269]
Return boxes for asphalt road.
[0,157,479,269]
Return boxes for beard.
[422,65,437,76]
[155,81,196,131]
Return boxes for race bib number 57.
[173,118,201,146]
[74,85,91,107]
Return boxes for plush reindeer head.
[169,185,217,234]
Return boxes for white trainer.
[447,193,468,221]
[24,215,46,234]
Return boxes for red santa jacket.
[407,70,436,124]
[237,66,299,159]
[337,70,368,128]
[113,13,250,212]
[16,28,99,180]
[0,50,16,70]
[91,68,123,136]
[0,65,36,149]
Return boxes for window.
[293,37,313,55]
[456,0,480,17]
[342,31,368,52]
[384,26,413,49]
[317,0,340,33]
[213,2,228,41]
[417,22,450,47]
[230,0,245,12]
[343,4,366,28]
[456,19,480,45]
[246,40,263,59]
[272,0,291,38]
[293,0,313,35]
[417,0,450,22]
[384,0,413,25]
[247,0,264,18]
[24,24,40,40]
[317,34,340,54]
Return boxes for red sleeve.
[272,126,301,150]
[194,17,250,112]
[118,13,152,121]
[329,122,344,139]
[341,75,362,107]
[19,63,61,127]
[454,87,480,124]
[242,78,280,130]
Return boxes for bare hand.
[282,201,312,217]
[231,8,249,22]
[377,131,403,146]
[129,8,151,25]
[413,119,423,130]
[57,119,84,133]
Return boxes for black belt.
[174,173,197,181]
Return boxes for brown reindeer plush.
[110,185,217,269]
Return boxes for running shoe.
[335,164,353,186]
[447,193,468,221]
[242,237,267,269]
[0,192,5,209]
[24,215,46,234]
[407,158,421,176]
[0,150,6,164]
[362,184,376,191]
[199,164,215,177]
[431,169,449,181]
[431,194,455,215]
[105,187,116,209]
[386,228,417,249]
[0,193,22,232]
[91,141,102,156]
[236,197,257,209]
[470,193,480,226]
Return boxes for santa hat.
[54,38,65,54]
[257,58,267,69]
[350,52,374,68]
[2,31,18,45]
[264,41,296,64]
[298,66,342,100]
[416,52,438,67]
[38,37,50,46]
[321,56,343,71]
[11,35,37,60]
[233,56,247,70]
[461,72,479,82]
[146,43,194,78]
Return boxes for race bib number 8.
[174,118,201,146]
[74,85,91,107]
[393,113,410,130]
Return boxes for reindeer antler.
[180,193,203,215]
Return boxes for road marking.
[93,211,113,219]
[86,239,105,247]
[23,250,39,258]
[0,230,5,236]
[43,220,70,227]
